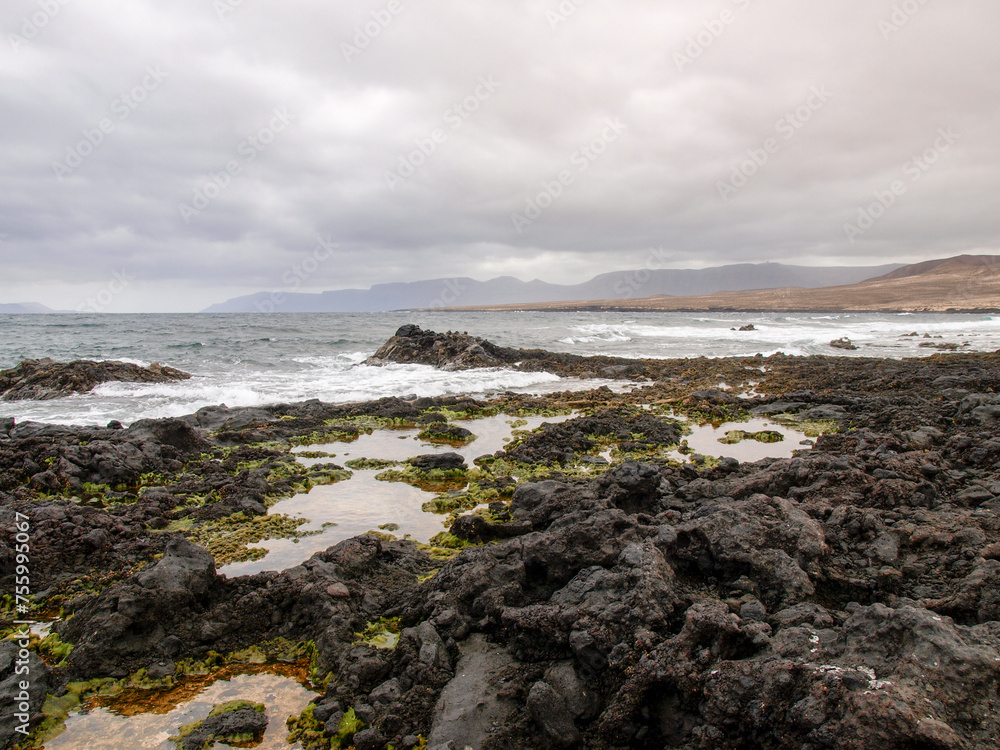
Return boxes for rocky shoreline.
[2,327,1000,749]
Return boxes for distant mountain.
[202,262,901,313]
[461,255,1000,313]
[0,303,60,314]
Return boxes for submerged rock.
[173,702,267,750]
[0,358,191,400]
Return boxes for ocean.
[1,310,997,426]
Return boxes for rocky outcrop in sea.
[0,358,191,401]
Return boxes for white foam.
[5,364,567,426]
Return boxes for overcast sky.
[2,0,998,312]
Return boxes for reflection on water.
[43,672,318,750]
[221,472,452,576]
[220,414,570,576]
[672,417,812,463]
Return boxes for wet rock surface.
[174,704,268,750]
[2,330,1000,748]
[0,358,191,401]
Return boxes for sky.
[1,0,998,312]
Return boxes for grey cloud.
[1,0,998,311]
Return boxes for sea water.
[1,310,996,425]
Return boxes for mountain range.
[453,255,1000,313]
[202,262,901,313]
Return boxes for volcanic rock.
[0,358,191,400]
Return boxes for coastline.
[2,328,1000,748]
[436,305,1000,314]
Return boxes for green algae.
[210,699,266,718]
[421,482,502,515]
[344,457,402,471]
[419,405,494,422]
[678,405,752,424]
[354,618,402,650]
[475,455,605,482]
[772,416,840,438]
[374,464,471,492]
[0,629,73,668]
[416,423,477,446]
[286,705,364,750]
[415,532,478,562]
[416,569,439,584]
[363,530,398,543]
[183,512,322,566]
[718,429,785,445]
[287,416,416,448]
[34,678,123,745]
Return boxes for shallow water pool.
[42,671,318,750]
[220,414,570,576]
[672,416,814,463]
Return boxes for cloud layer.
[2,0,998,311]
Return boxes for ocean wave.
[566,324,634,342]
[13,364,566,426]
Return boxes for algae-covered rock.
[718,429,785,445]
[171,701,267,750]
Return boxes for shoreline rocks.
[0,358,191,400]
